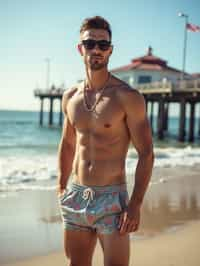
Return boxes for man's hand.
[118,203,141,234]
[56,187,66,198]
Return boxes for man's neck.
[85,68,110,90]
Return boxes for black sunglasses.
[82,39,111,51]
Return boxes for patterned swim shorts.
[59,182,129,234]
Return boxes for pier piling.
[59,100,63,126]
[157,98,165,139]
[39,98,44,126]
[188,102,195,142]
[150,101,154,134]
[179,99,186,142]
[49,98,54,126]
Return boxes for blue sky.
[0,0,200,111]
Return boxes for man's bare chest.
[67,92,124,131]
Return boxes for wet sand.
[1,165,200,265]
[2,220,200,266]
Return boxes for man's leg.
[98,231,130,266]
[64,229,97,266]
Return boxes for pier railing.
[172,79,200,92]
[34,88,65,97]
[136,79,200,94]
[34,79,200,97]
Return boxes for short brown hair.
[80,16,112,40]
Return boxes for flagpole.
[45,58,50,90]
[178,12,189,80]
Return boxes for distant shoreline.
[0,109,185,118]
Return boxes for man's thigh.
[98,231,130,266]
[64,229,97,266]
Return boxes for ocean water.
[0,110,200,193]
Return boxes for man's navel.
[104,123,111,128]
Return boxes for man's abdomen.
[73,157,126,186]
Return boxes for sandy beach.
[2,220,200,266]
[1,165,200,266]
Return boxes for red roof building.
[111,47,190,86]
[191,73,200,79]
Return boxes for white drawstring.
[82,188,95,201]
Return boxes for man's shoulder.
[110,77,145,115]
[112,78,144,106]
[63,82,83,101]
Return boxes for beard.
[86,55,109,71]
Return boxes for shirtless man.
[57,16,154,266]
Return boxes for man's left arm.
[118,88,154,234]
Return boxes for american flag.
[186,23,200,32]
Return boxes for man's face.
[78,29,113,71]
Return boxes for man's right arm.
[57,90,76,196]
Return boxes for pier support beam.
[39,97,44,126]
[59,98,63,126]
[178,99,186,142]
[188,102,195,142]
[163,102,169,131]
[49,98,54,126]
[157,99,165,140]
[144,98,148,116]
[150,101,154,134]
[198,104,200,137]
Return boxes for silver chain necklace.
[83,73,111,112]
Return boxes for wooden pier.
[34,86,65,127]
[34,79,200,142]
